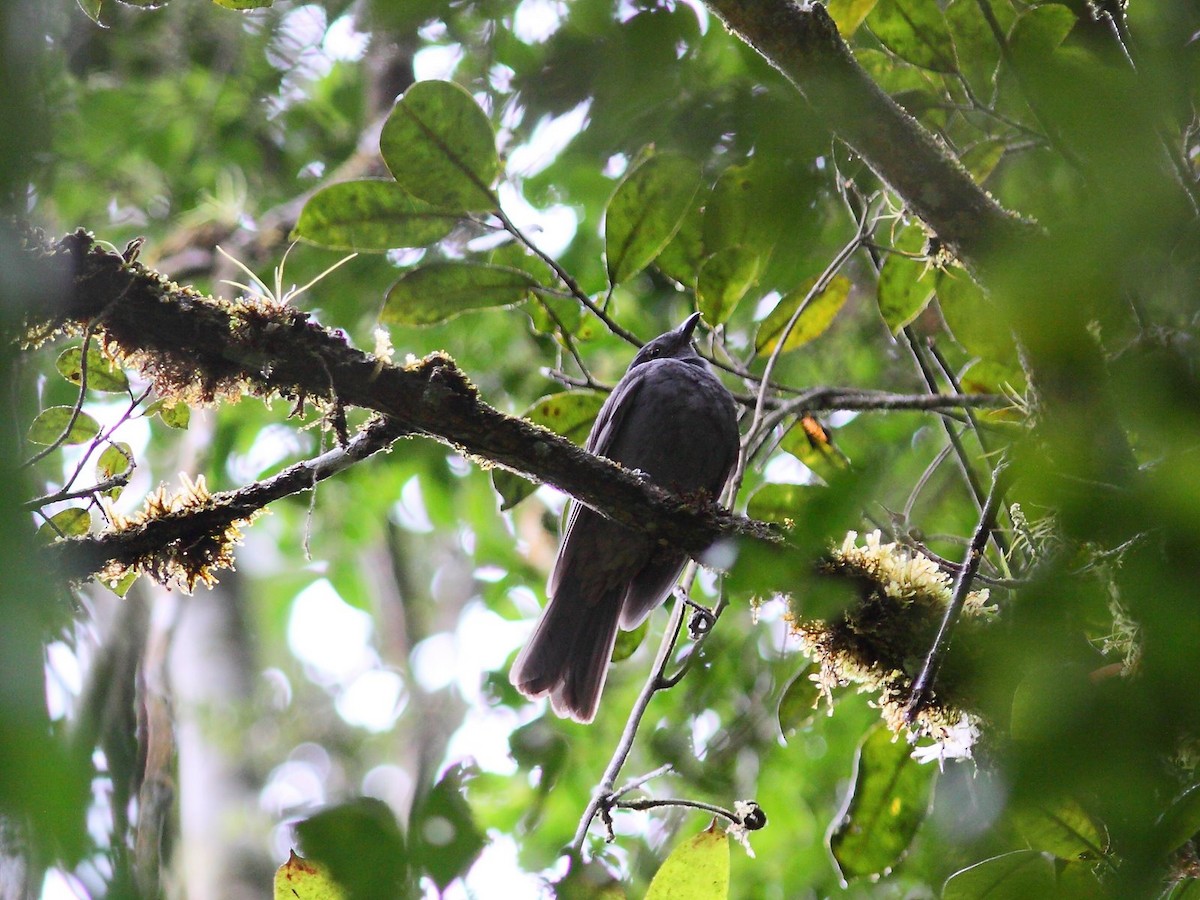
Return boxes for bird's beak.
[678,311,702,340]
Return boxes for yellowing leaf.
[756,275,852,354]
[645,826,730,900]
[273,850,347,900]
[826,0,879,37]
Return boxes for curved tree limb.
[703,0,1036,267]
[25,230,778,584]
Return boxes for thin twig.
[906,462,1012,721]
[495,207,642,347]
[571,568,697,853]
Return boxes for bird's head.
[628,312,705,370]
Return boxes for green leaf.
[877,224,934,334]
[937,268,1015,361]
[644,826,729,900]
[274,850,347,900]
[76,0,103,22]
[380,80,499,213]
[56,346,128,393]
[605,152,702,285]
[1156,784,1200,855]
[157,401,191,430]
[411,763,486,891]
[1009,5,1077,67]
[703,164,754,255]
[959,138,1008,185]
[212,0,273,7]
[826,0,880,38]
[696,245,760,326]
[491,391,606,510]
[296,797,410,899]
[945,0,1005,95]
[777,663,821,740]
[755,274,852,354]
[867,0,957,73]
[829,724,934,881]
[654,189,706,289]
[746,482,817,526]
[612,617,648,662]
[943,851,1056,900]
[959,359,1025,397]
[96,442,134,481]
[383,262,534,327]
[1011,797,1107,860]
[37,508,92,541]
[27,407,101,446]
[293,179,460,251]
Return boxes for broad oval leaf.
[27,407,101,446]
[645,826,729,900]
[654,188,706,289]
[943,851,1056,899]
[380,80,499,213]
[829,724,934,882]
[96,442,134,480]
[959,359,1025,398]
[1009,4,1077,66]
[697,245,760,326]
[153,400,191,430]
[778,663,821,740]
[937,269,1015,362]
[1156,784,1200,856]
[296,797,409,899]
[56,346,129,393]
[492,390,605,510]
[411,764,486,891]
[878,224,934,334]
[756,274,852,355]
[746,482,818,526]
[37,508,92,541]
[383,262,535,327]
[867,0,957,73]
[1011,797,1107,861]
[605,152,701,286]
[293,179,460,251]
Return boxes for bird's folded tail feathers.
[509,582,623,724]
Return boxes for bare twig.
[906,462,1012,721]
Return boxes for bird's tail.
[509,582,623,724]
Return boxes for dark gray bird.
[510,312,740,722]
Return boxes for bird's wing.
[548,368,651,597]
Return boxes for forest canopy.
[2,0,1200,898]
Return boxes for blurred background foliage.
[2,0,1200,897]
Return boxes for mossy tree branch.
[703,0,1036,267]
[25,230,778,585]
